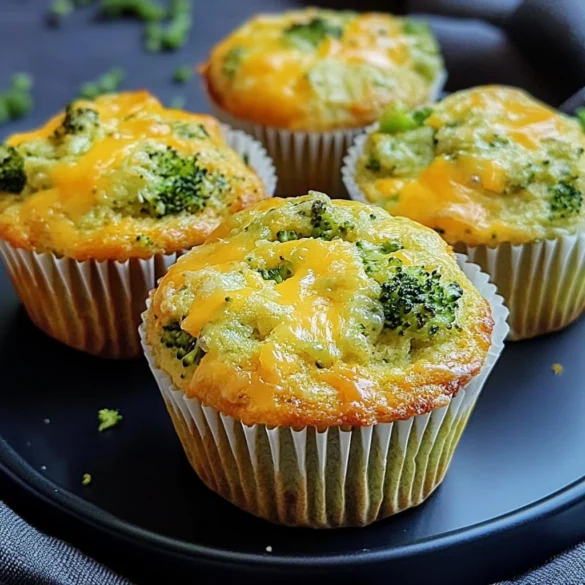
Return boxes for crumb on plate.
[552,363,564,375]
[98,408,123,432]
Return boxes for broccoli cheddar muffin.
[200,8,445,195]
[344,85,585,339]
[0,91,275,358]
[141,193,508,527]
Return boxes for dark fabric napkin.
[3,498,585,585]
[2,0,585,584]
[0,501,131,585]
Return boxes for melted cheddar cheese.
[201,9,444,131]
[355,85,585,246]
[145,193,493,428]
[0,91,266,261]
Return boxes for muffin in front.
[0,90,274,358]
[201,8,444,195]
[344,85,585,339]
[141,192,508,527]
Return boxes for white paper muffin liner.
[459,235,585,340]
[342,131,585,340]
[139,254,508,528]
[205,70,446,198]
[0,126,276,359]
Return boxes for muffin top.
[201,8,443,132]
[0,91,266,261]
[145,192,493,428]
[355,85,585,246]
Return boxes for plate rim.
[2,435,585,569]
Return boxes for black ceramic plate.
[2,260,585,585]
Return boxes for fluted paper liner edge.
[206,71,446,198]
[342,127,585,340]
[139,254,509,527]
[0,126,277,359]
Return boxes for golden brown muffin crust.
[145,193,493,427]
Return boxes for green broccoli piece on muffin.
[379,103,432,134]
[0,145,26,194]
[276,230,300,242]
[283,17,343,50]
[138,147,228,217]
[222,46,246,79]
[161,321,205,367]
[258,261,293,283]
[52,104,99,140]
[97,408,123,431]
[309,199,354,240]
[379,259,463,337]
[548,181,583,220]
[356,240,403,275]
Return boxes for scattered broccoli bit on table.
[0,145,26,194]
[97,408,123,431]
[173,65,193,84]
[81,473,92,486]
[162,321,205,367]
[100,0,166,21]
[222,46,246,79]
[379,103,432,134]
[552,363,564,375]
[79,67,125,99]
[0,73,34,125]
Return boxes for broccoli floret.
[356,240,403,275]
[97,408,123,432]
[53,104,99,140]
[139,147,227,217]
[310,199,354,240]
[379,259,463,337]
[173,122,208,140]
[283,17,343,50]
[161,321,205,367]
[276,230,300,242]
[258,261,293,283]
[403,18,430,35]
[0,145,26,194]
[576,108,585,132]
[100,0,166,22]
[222,46,246,79]
[135,234,154,247]
[173,65,193,84]
[365,157,381,172]
[549,181,583,220]
[379,103,433,134]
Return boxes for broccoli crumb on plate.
[552,363,564,375]
[98,408,123,431]
[81,473,92,486]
